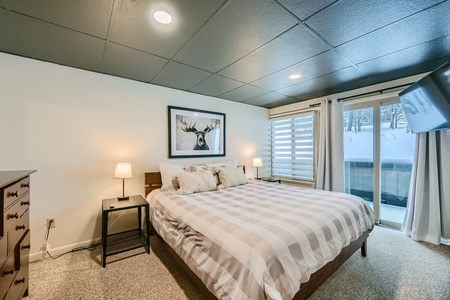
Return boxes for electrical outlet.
[47,218,56,228]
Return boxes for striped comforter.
[147,180,375,300]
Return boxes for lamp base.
[117,196,129,201]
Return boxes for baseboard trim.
[30,237,101,262]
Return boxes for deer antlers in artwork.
[180,117,219,150]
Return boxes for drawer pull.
[16,278,26,284]
[8,213,19,219]
[21,244,31,250]
[21,183,30,188]
[8,191,19,197]
[21,200,30,206]
[3,268,15,275]
[16,224,26,230]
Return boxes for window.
[271,112,315,181]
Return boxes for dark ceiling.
[1,0,450,108]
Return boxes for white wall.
[0,52,270,261]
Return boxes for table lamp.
[114,163,132,200]
[253,157,262,179]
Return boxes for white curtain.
[316,98,344,192]
[402,129,450,245]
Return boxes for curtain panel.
[402,129,450,245]
[316,98,344,192]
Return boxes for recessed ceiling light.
[289,74,301,80]
[153,10,172,24]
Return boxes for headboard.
[145,172,162,197]
[144,165,246,197]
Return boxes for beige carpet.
[27,226,450,300]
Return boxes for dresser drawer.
[3,177,30,212]
[3,193,30,237]
[18,230,30,269]
[8,266,28,300]
[0,252,16,300]
[7,210,29,255]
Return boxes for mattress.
[147,179,375,300]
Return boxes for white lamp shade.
[114,163,133,179]
[252,157,263,167]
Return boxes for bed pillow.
[206,159,237,169]
[177,170,217,195]
[217,166,247,188]
[184,165,209,172]
[159,161,184,190]
[184,165,220,186]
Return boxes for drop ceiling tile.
[151,61,212,90]
[220,84,269,102]
[189,75,244,97]
[252,50,351,90]
[358,35,450,76]
[13,12,105,72]
[218,24,330,82]
[5,0,113,38]
[369,56,450,84]
[110,0,225,59]
[298,77,375,100]
[306,0,444,47]
[277,66,369,97]
[0,9,31,57]
[265,97,304,108]
[337,1,450,64]
[278,0,336,21]
[102,42,168,82]
[242,92,291,107]
[174,0,298,72]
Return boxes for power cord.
[44,219,98,259]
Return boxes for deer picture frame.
[168,106,226,158]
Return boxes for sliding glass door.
[344,99,415,229]
[379,102,415,226]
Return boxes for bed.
[144,167,375,300]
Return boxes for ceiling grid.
[0,0,449,108]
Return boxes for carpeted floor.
[27,226,450,300]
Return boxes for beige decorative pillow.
[177,170,217,195]
[184,165,220,186]
[217,166,247,188]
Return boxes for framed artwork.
[168,106,226,158]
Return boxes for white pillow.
[206,159,237,168]
[217,166,247,188]
[177,170,217,195]
[159,161,184,190]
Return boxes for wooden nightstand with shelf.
[101,195,150,267]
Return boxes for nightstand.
[256,177,281,184]
[101,195,150,267]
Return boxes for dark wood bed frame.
[145,172,371,300]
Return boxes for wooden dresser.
[0,170,36,300]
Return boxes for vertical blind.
[271,112,315,180]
